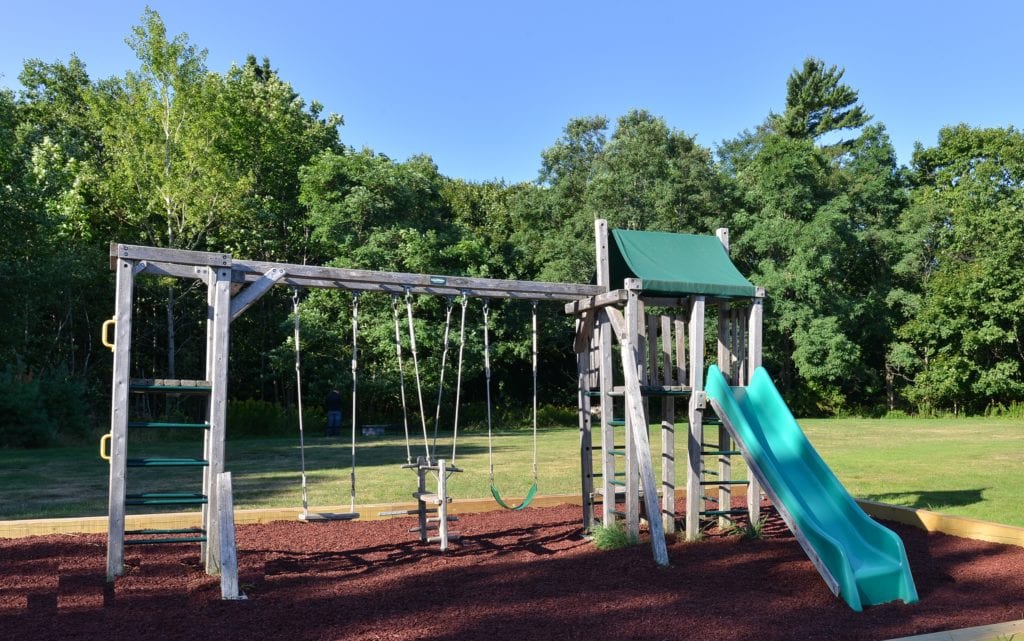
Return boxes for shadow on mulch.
[2,504,1023,641]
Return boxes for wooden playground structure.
[101,218,845,597]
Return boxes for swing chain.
[351,291,361,374]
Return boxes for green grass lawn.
[0,416,1021,526]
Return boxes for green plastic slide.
[704,365,918,611]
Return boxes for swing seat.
[298,511,360,522]
[490,481,538,511]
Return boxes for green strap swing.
[484,300,539,511]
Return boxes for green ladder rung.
[700,509,748,517]
[125,528,205,535]
[124,536,207,545]
[127,457,208,467]
[129,379,211,393]
[608,419,626,427]
[702,417,723,425]
[608,479,626,487]
[701,495,717,502]
[701,450,741,456]
[583,390,602,397]
[125,492,207,505]
[699,480,749,486]
[127,421,210,429]
[639,386,692,397]
[608,449,626,456]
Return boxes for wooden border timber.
[884,619,1024,641]
[8,493,1024,548]
[113,243,604,301]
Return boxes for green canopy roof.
[608,228,756,298]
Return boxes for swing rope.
[450,294,469,466]
[404,290,431,463]
[348,291,360,514]
[292,289,312,518]
[429,297,455,462]
[484,300,539,511]
[391,296,413,465]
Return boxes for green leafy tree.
[87,9,251,379]
[893,125,1024,413]
[723,58,904,413]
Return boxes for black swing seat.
[298,511,360,522]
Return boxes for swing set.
[288,282,544,536]
[102,242,601,583]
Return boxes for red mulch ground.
[2,504,1023,641]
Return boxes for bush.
[0,364,55,447]
[590,520,632,550]
[227,398,324,439]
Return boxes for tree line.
[2,10,1022,446]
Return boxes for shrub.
[227,398,324,439]
[0,364,56,447]
[590,520,632,550]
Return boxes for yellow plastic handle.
[100,433,112,462]
[101,317,116,352]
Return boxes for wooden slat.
[572,309,597,354]
[660,314,676,534]
[116,243,603,301]
[747,291,765,523]
[229,268,286,321]
[563,289,628,315]
[112,242,231,267]
[216,472,245,600]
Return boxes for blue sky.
[2,1,1022,183]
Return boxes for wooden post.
[438,459,449,552]
[416,456,428,542]
[660,315,676,534]
[577,327,595,531]
[204,266,232,575]
[624,280,642,542]
[106,258,136,581]
[217,472,246,600]
[747,288,765,523]
[714,229,735,527]
[685,295,705,541]
[594,219,617,528]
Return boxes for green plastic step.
[124,536,207,545]
[702,416,723,426]
[127,457,208,467]
[124,527,206,545]
[608,419,626,427]
[125,492,207,506]
[128,421,210,429]
[701,509,749,517]
[639,385,692,397]
[699,480,749,486]
[701,450,741,456]
[129,378,211,393]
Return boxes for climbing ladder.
[114,378,212,546]
[104,250,240,582]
